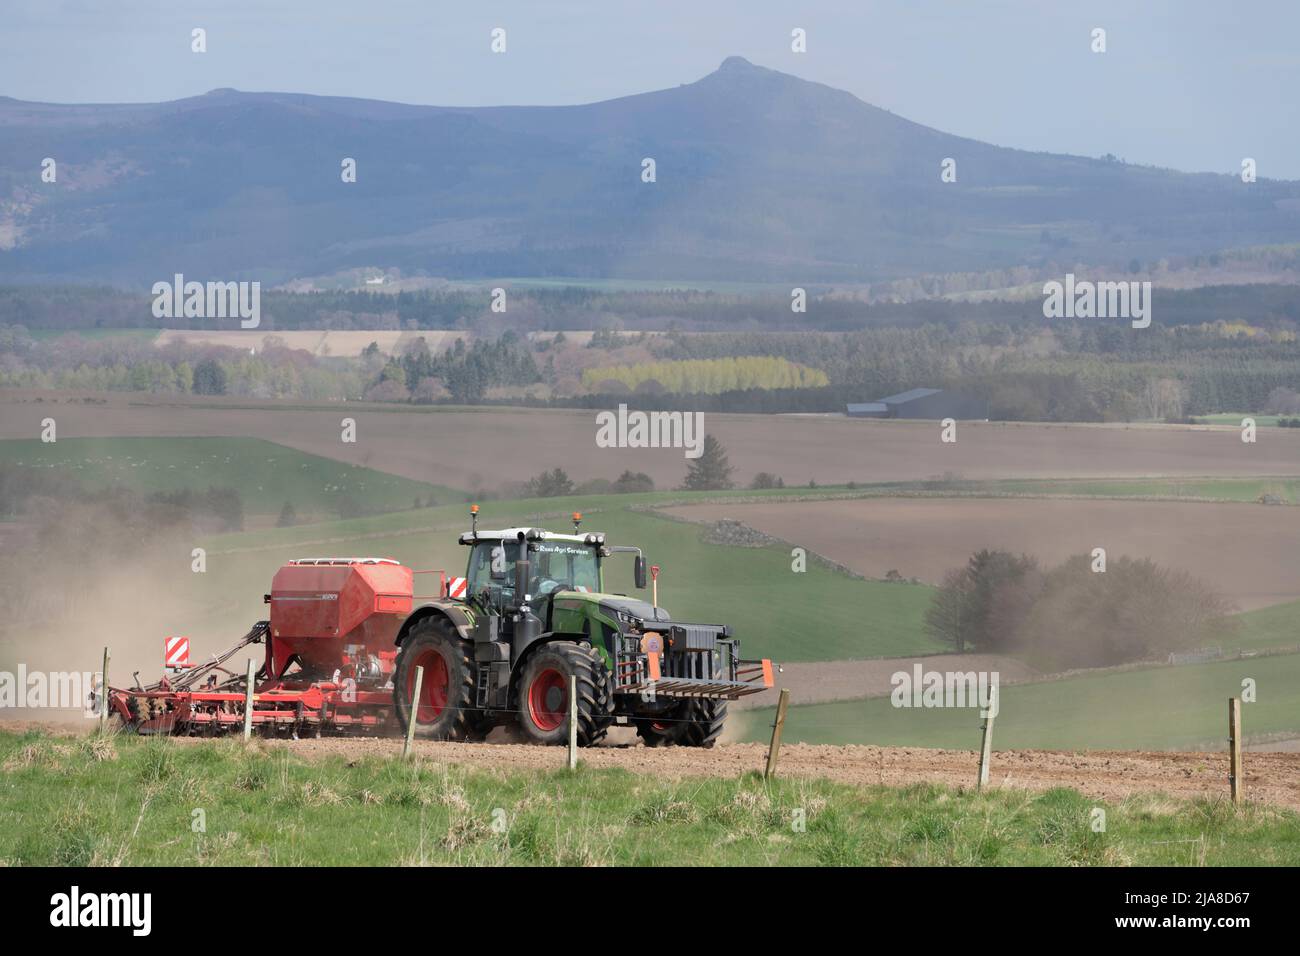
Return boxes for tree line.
[925,549,1237,669]
[5,279,1297,334]
[509,435,737,498]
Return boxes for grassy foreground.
[1,730,1297,866]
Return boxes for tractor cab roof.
[458,527,606,547]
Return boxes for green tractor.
[392,506,773,747]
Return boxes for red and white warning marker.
[164,635,191,669]
[445,577,468,599]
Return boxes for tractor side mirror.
[634,555,647,590]
[514,559,531,604]
[490,546,507,580]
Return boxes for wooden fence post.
[567,675,578,770]
[765,688,791,779]
[99,646,110,731]
[242,658,256,741]
[977,690,997,790]
[1228,697,1242,805]
[403,665,424,760]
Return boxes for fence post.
[977,694,996,790]
[567,675,578,770]
[403,665,424,760]
[1228,697,1242,805]
[242,658,256,741]
[765,688,791,779]
[99,646,110,731]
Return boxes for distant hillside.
[2,56,1298,286]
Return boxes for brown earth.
[664,497,1300,610]
[3,391,1299,493]
[6,720,1296,807]
[252,736,1300,810]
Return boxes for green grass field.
[0,436,460,515]
[967,476,1300,503]
[739,652,1300,750]
[786,475,1297,504]
[1199,413,1285,427]
[23,328,161,343]
[1223,599,1300,651]
[3,730,1296,866]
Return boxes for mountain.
[1,56,1297,287]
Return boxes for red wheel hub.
[527,667,568,732]
[409,650,449,724]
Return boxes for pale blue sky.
[3,0,1298,177]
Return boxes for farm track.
[244,735,1300,810]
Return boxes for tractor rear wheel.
[635,699,727,748]
[514,642,614,747]
[393,615,478,741]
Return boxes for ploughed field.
[3,391,1299,491]
[664,497,1300,611]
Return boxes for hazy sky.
[4,0,1298,178]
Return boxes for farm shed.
[847,388,988,420]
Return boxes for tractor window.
[467,541,520,596]
[465,540,599,600]
[530,543,600,595]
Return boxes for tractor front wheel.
[393,616,478,741]
[514,642,614,747]
[634,702,691,747]
[635,699,727,748]
[681,698,728,748]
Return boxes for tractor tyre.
[463,708,497,742]
[393,615,479,741]
[681,698,728,748]
[514,642,614,747]
[636,699,728,748]
[633,702,692,747]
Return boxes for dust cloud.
[0,499,258,725]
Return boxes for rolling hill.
[3,57,1298,286]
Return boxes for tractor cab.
[457,510,645,614]
[463,535,602,609]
